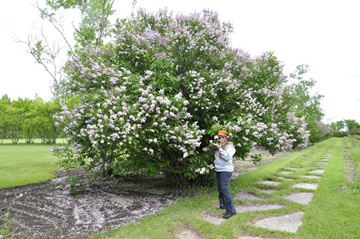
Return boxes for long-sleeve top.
[214,144,236,172]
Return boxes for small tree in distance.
[53,9,309,187]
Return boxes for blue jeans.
[215,172,236,215]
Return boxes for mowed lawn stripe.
[0,144,58,188]
[298,138,360,238]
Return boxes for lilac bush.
[53,8,309,187]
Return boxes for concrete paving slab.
[309,170,324,174]
[201,214,226,225]
[292,183,318,190]
[279,171,293,174]
[299,175,321,180]
[285,167,299,170]
[282,192,314,204]
[235,204,284,213]
[278,176,293,181]
[176,229,199,239]
[235,190,267,200]
[254,212,304,233]
[322,159,328,161]
[258,180,281,186]
[317,162,328,165]
[257,188,279,194]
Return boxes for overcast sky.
[1,0,359,124]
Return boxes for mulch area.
[0,169,183,239]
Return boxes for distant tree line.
[331,119,360,137]
[0,94,71,144]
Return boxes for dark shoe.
[223,213,235,219]
[219,206,225,209]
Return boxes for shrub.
[53,9,309,187]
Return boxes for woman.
[212,130,237,219]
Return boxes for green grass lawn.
[92,138,360,239]
[0,144,59,188]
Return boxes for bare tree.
[13,0,136,109]
[13,21,70,109]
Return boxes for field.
[1,137,360,238]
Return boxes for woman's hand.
[212,143,221,149]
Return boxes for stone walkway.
[176,152,332,239]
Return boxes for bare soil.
[0,147,297,239]
[0,169,183,239]
[344,152,357,184]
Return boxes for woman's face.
[219,135,226,144]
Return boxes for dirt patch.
[200,212,227,225]
[0,168,191,239]
[175,226,202,239]
[344,152,357,184]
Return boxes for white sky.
[1,0,359,124]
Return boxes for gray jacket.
[214,144,236,172]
